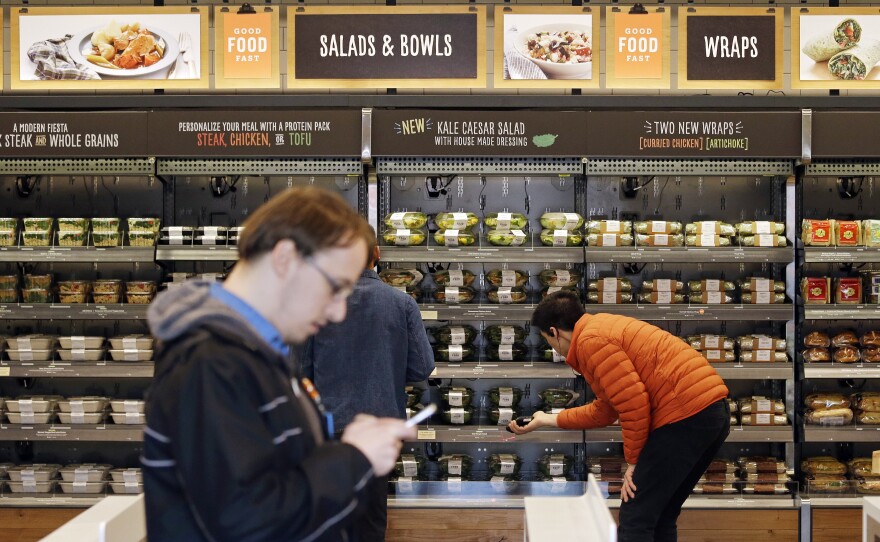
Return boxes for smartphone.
[405,403,438,428]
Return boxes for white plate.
[513,24,593,80]
[69,24,179,78]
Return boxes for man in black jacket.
[143,186,414,542]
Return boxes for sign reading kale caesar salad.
[148,111,361,157]
[371,110,588,157]
[0,112,148,157]
[585,112,801,158]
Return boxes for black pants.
[617,399,730,542]
[350,474,389,542]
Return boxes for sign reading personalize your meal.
[679,7,783,90]
[289,6,486,89]
[213,7,280,89]
[148,111,361,157]
[793,8,880,89]
[0,113,148,158]
[492,6,600,89]
[11,7,208,90]
[605,8,671,89]
[371,110,588,157]
[585,112,801,158]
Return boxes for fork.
[167,34,185,79]
[179,33,195,79]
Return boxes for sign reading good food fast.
[222,12,272,78]
[613,13,664,78]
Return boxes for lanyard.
[300,377,334,436]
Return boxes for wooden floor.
[0,508,83,542]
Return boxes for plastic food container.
[110,481,143,494]
[110,400,145,414]
[91,218,120,232]
[6,349,53,362]
[108,349,153,362]
[196,235,227,245]
[159,235,193,246]
[92,293,120,304]
[92,231,120,247]
[125,293,154,304]
[126,281,156,294]
[93,280,123,295]
[59,481,107,494]
[0,218,17,230]
[128,231,157,247]
[0,289,17,303]
[24,274,52,289]
[0,276,18,289]
[59,464,111,483]
[6,336,55,350]
[6,481,56,493]
[23,218,53,232]
[57,218,89,232]
[58,229,86,245]
[0,230,16,247]
[109,336,153,350]
[109,468,142,484]
[7,464,61,482]
[22,231,51,247]
[57,412,107,424]
[57,280,91,295]
[6,396,60,413]
[7,412,55,424]
[58,293,88,304]
[197,226,228,235]
[22,289,51,303]
[57,349,104,362]
[57,397,109,413]
[58,337,105,350]
[127,218,161,233]
[110,412,145,425]
[0,462,12,479]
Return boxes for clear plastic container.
[57,397,109,413]
[58,336,105,350]
[110,412,145,425]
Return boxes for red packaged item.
[801,278,831,304]
[835,220,862,246]
[835,278,862,304]
[802,219,832,246]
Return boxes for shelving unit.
[0,304,149,320]
[0,246,155,263]
[0,425,143,442]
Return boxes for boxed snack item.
[57,230,86,247]
[57,218,89,232]
[128,231,157,247]
[383,212,428,230]
[802,219,833,246]
[381,228,427,247]
[738,335,786,351]
[431,325,478,346]
[805,407,854,426]
[741,292,786,304]
[485,325,526,345]
[738,397,786,414]
[700,349,736,362]
[110,412,145,424]
[23,274,52,289]
[435,212,479,230]
[801,277,831,304]
[486,343,528,361]
[92,231,120,247]
[127,218,161,233]
[738,456,787,474]
[739,351,789,363]
[835,220,862,246]
[23,218,53,232]
[835,278,862,304]
[539,213,583,231]
[91,218,120,232]
[432,345,475,362]
[863,271,880,304]
[22,231,51,247]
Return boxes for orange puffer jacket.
[557,313,728,464]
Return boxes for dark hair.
[238,185,373,262]
[531,290,585,333]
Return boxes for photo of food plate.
[513,24,593,80]
[799,14,880,81]
[68,20,180,77]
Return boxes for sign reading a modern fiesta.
[0,112,148,157]
[214,7,280,89]
[148,111,362,158]
[585,112,801,158]
[372,110,588,157]
[605,7,671,89]
[679,7,783,90]
[289,6,486,89]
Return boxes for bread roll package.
[739,351,789,363]
[805,407,854,426]
[587,278,632,292]
[701,349,736,362]
[688,292,734,305]
[805,393,851,410]
[641,279,684,292]
[705,459,737,474]
[687,280,735,293]
[586,233,634,247]
[739,278,785,293]
[637,292,685,304]
[834,220,862,246]
[861,331,880,347]
[862,346,880,363]
[835,278,863,304]
[832,331,859,347]
[833,346,861,363]
[738,397,786,414]
[688,335,735,351]
[743,483,790,495]
[740,413,788,426]
[692,483,737,494]
[738,335,786,351]
[738,457,787,474]
[802,347,831,362]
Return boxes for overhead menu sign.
[812,112,880,157]
[0,112,148,157]
[372,110,588,157]
[148,111,362,157]
[679,7,783,90]
[605,7,671,89]
[213,7,280,89]
[585,112,801,158]
[288,6,486,89]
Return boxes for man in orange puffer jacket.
[509,291,730,542]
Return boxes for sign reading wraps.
[148,111,362,157]
[0,112,148,157]
[372,110,588,157]
[289,6,486,89]
[585,112,801,158]
[681,8,781,89]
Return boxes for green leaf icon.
[532,134,558,148]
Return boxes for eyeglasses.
[304,255,354,300]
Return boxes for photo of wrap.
[829,39,880,80]
[802,18,860,61]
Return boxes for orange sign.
[222,12,272,79]
[613,13,663,79]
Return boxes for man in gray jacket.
[301,232,434,542]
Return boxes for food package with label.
[637,291,686,304]
[440,386,474,407]
[802,347,831,362]
[587,291,633,304]
[487,229,528,247]
[383,212,428,230]
[541,229,584,247]
[738,456,787,474]
[485,325,526,345]
[857,478,880,495]
[379,269,424,288]
[393,454,427,479]
[700,349,736,362]
[486,269,528,288]
[863,346,880,363]
[739,350,789,363]
[737,235,788,247]
[641,279,685,292]
[802,219,834,246]
[688,292,734,305]
[586,233,633,247]
[486,287,528,304]
[432,269,476,288]
[586,456,627,474]
[856,411,880,425]
[805,393,851,410]
[585,220,632,235]
[540,212,584,231]
[743,473,792,484]
[484,212,528,231]
[832,331,859,347]
[806,475,849,494]
[486,343,529,361]
[685,221,736,236]
[833,345,861,363]
[538,269,581,288]
[805,331,832,348]
[438,454,473,477]
[862,331,880,347]
[802,456,847,475]
[738,397,786,414]
[698,472,738,484]
[801,277,831,304]
[739,414,787,427]
[634,221,683,235]
[738,335,787,351]
[634,234,685,247]
[488,406,520,425]
[432,286,476,304]
[687,280,736,293]
[741,292,786,304]
[738,278,786,293]
[743,483,790,495]
[538,454,573,478]
[433,229,477,247]
[433,345,475,362]
[430,325,478,346]
[848,458,875,478]
[735,221,786,236]
[541,286,580,299]
[835,220,862,246]
[540,388,579,408]
[587,278,633,292]
[692,483,737,495]
[805,407,854,426]
[706,459,737,474]
[488,454,522,476]
[835,277,863,304]
[382,228,427,247]
[440,406,474,425]
[865,220,880,247]
[687,335,735,351]
[488,387,523,407]
[860,271,880,303]
[435,212,479,231]
[685,234,732,247]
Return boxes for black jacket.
[143,281,373,542]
